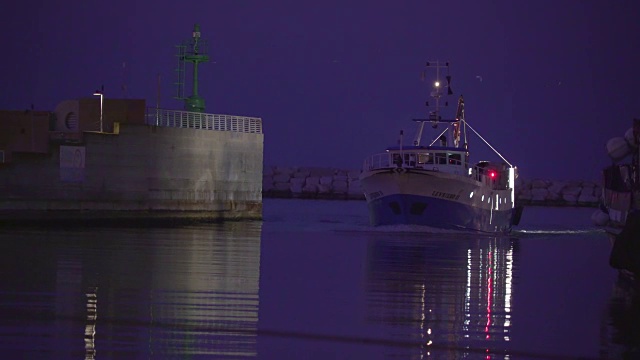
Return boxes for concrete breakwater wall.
[1,124,264,223]
[262,166,602,207]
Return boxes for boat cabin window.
[404,153,417,166]
[393,154,402,166]
[391,152,465,167]
[449,153,462,166]
[418,153,432,164]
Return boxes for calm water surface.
[0,199,638,359]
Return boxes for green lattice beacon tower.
[174,24,210,113]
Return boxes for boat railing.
[145,108,263,134]
[363,153,393,170]
[363,152,511,189]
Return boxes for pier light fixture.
[93,90,103,133]
[435,81,440,87]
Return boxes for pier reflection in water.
[366,234,518,358]
[0,222,262,358]
[0,201,637,358]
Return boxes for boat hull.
[360,169,515,233]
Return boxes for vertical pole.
[192,62,199,97]
[156,73,161,125]
[99,94,103,133]
[93,89,104,132]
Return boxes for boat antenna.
[464,120,513,167]
[414,61,452,146]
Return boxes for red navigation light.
[489,171,496,178]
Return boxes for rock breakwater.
[262,166,601,207]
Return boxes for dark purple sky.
[2,1,639,181]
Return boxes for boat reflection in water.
[366,233,518,358]
[1,222,262,358]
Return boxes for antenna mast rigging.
[414,61,453,146]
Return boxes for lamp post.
[93,90,103,132]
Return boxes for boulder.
[273,182,291,192]
[290,181,303,194]
[531,188,549,202]
[562,193,578,204]
[562,186,582,196]
[273,174,291,183]
[273,166,296,176]
[319,176,333,185]
[301,167,336,177]
[332,180,348,193]
[291,177,305,187]
[302,184,318,193]
[293,170,311,178]
[530,179,550,189]
[306,176,320,186]
[518,189,532,201]
[591,210,609,226]
[348,170,361,180]
[317,184,332,194]
[262,176,274,191]
[625,127,638,148]
[607,137,631,160]
[578,192,599,205]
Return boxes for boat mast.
[414,61,452,146]
[453,95,464,148]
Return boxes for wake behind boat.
[359,61,523,233]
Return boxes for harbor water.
[0,199,638,359]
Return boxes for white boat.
[359,61,523,233]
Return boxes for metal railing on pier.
[146,108,263,134]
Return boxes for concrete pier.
[0,100,264,224]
